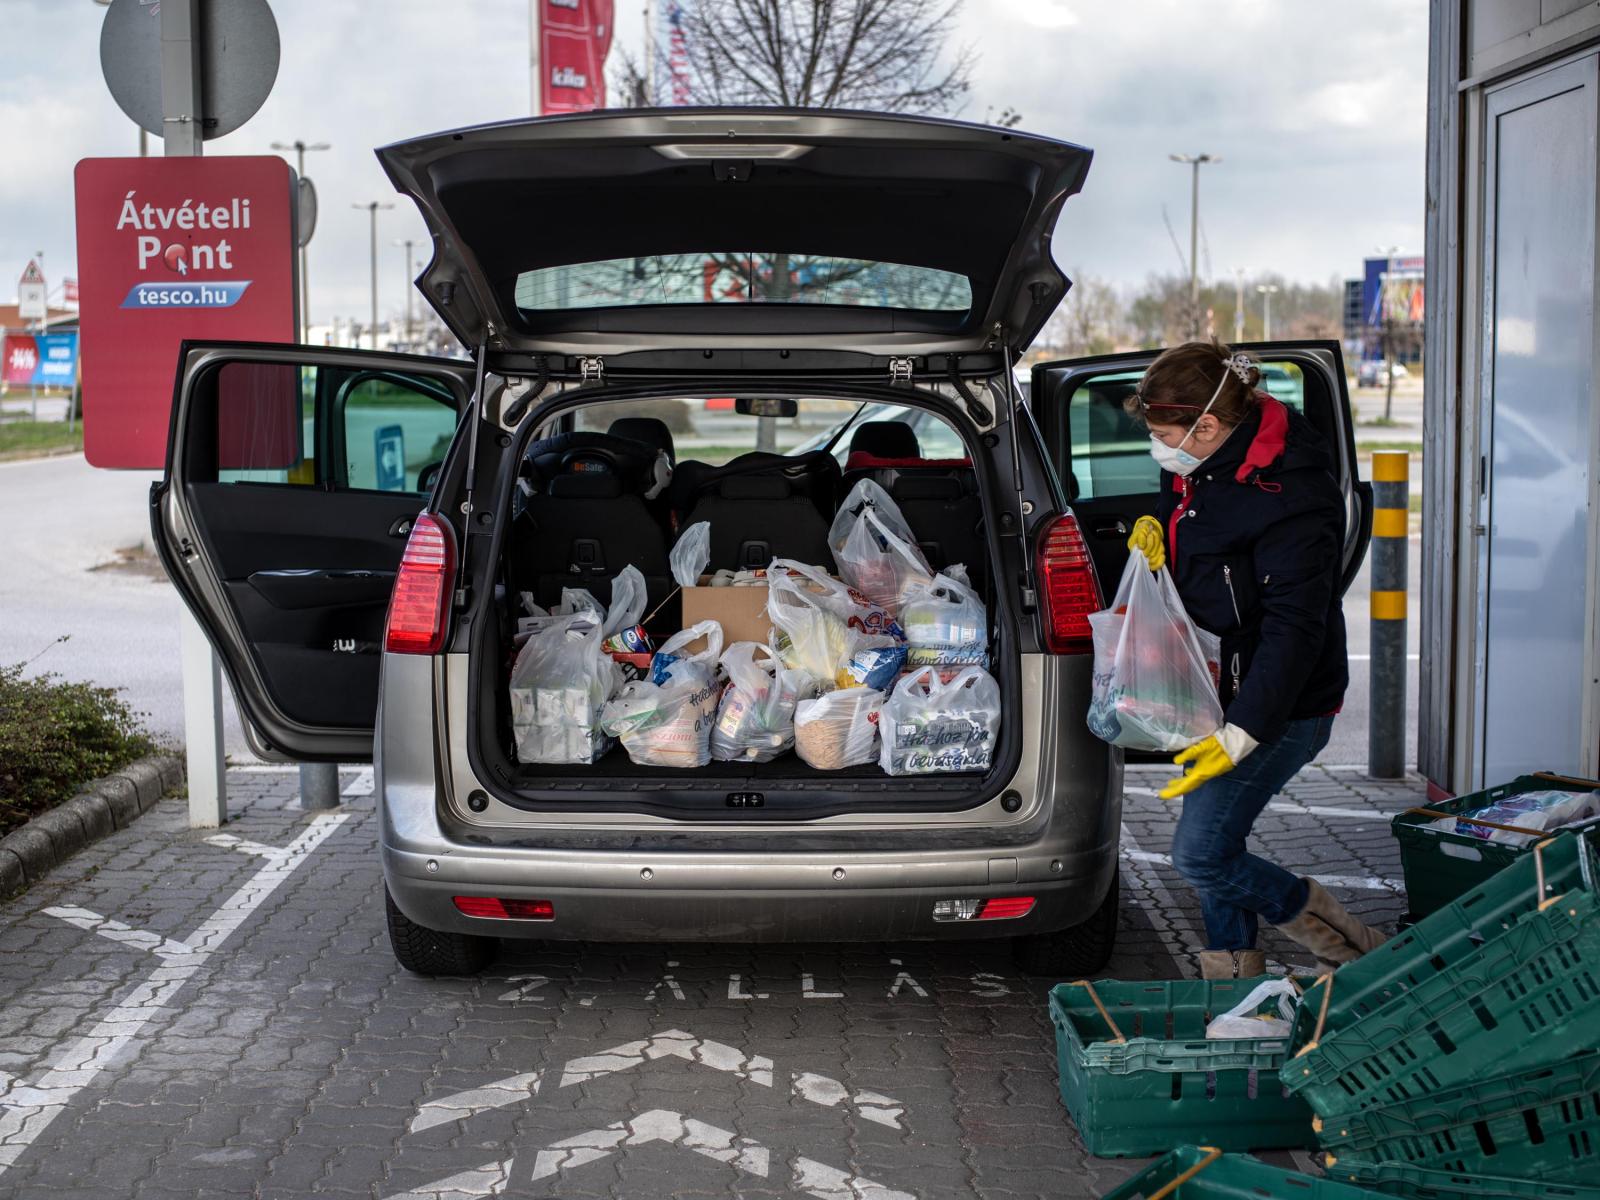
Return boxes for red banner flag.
[540,0,614,114]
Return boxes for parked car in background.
[1357,360,1410,387]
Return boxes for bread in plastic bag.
[880,665,1000,775]
[1086,557,1222,752]
[902,571,988,668]
[794,687,883,769]
[827,479,934,616]
[600,620,726,767]
[670,521,712,589]
[509,565,645,763]
[1204,977,1298,1039]
[710,640,819,762]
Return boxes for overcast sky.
[2,0,1426,330]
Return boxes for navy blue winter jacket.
[1154,394,1349,745]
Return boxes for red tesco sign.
[540,0,613,114]
[74,156,297,468]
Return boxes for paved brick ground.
[0,763,1422,1200]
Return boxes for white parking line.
[0,812,348,1174]
[558,1029,775,1090]
[409,1071,543,1136]
[792,1072,904,1129]
[203,833,288,859]
[1119,848,1400,893]
[1117,827,1199,978]
[41,907,195,960]
[341,767,375,797]
[1267,802,1389,821]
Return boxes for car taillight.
[452,896,555,920]
[1037,513,1103,654]
[931,896,1037,922]
[384,513,455,655]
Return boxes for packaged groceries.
[710,640,819,762]
[1430,788,1600,846]
[600,621,726,767]
[794,687,883,769]
[510,565,646,763]
[1086,557,1223,753]
[827,479,934,617]
[902,571,988,668]
[879,665,1001,775]
[836,633,907,690]
[1204,977,1299,1039]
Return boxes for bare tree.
[1038,272,1123,356]
[616,0,975,114]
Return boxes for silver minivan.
[154,110,1370,976]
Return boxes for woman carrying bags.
[1124,339,1386,979]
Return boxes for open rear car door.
[1030,340,1373,601]
[151,342,475,762]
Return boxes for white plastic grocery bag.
[1204,977,1299,1040]
[509,564,645,763]
[600,620,726,767]
[1086,557,1223,752]
[670,521,712,589]
[710,640,816,762]
[794,687,883,769]
[879,665,1001,775]
[902,572,988,668]
[827,479,934,616]
[767,562,882,682]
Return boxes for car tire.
[1011,868,1120,977]
[385,886,497,976]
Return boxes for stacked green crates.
[1391,771,1600,920]
[1050,977,1315,1157]
[1100,1145,1387,1199]
[1283,831,1600,1194]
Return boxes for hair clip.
[1225,352,1255,383]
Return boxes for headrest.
[608,416,676,465]
[849,421,921,459]
[893,474,964,501]
[548,473,623,499]
[720,475,789,500]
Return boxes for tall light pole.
[272,140,330,343]
[1256,283,1280,341]
[1374,244,1402,423]
[394,238,417,348]
[354,201,393,349]
[1170,153,1219,340]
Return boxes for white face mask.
[1148,369,1229,477]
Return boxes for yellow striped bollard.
[1368,449,1409,779]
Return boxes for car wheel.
[385,886,497,976]
[1011,868,1119,978]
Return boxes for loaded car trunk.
[463,389,1027,818]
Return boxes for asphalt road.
[0,450,1418,769]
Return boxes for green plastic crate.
[1315,1050,1600,1186]
[1392,771,1600,920]
[1284,831,1600,1118]
[1050,977,1316,1157]
[1101,1145,1385,1199]
[1325,1159,1600,1200]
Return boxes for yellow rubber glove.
[1159,725,1259,799]
[1127,515,1166,571]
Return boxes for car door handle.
[248,569,396,609]
[389,516,415,538]
[1091,519,1129,537]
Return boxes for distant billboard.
[657,0,692,105]
[1363,254,1424,328]
[2,331,78,388]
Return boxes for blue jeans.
[1169,715,1334,950]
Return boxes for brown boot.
[1273,880,1388,971]
[1197,949,1268,979]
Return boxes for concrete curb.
[0,752,184,900]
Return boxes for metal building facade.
[1423,0,1600,794]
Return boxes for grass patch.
[1358,416,1407,428]
[0,651,157,837]
[0,419,81,462]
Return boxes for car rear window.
[513,253,972,313]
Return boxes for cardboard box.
[681,577,773,648]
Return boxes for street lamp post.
[354,201,394,350]
[272,140,330,343]
[1233,267,1246,344]
[1256,283,1280,341]
[394,238,417,348]
[1170,153,1219,340]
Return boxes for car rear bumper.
[382,847,1116,942]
